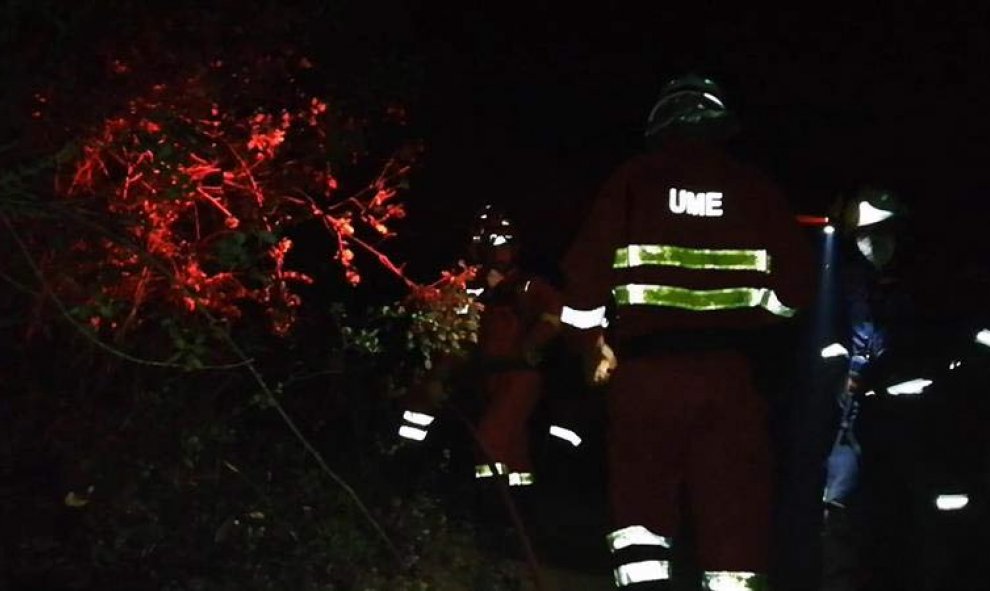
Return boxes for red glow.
[796,214,830,226]
[51,60,424,338]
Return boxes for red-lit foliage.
[54,58,423,338]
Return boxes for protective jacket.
[563,136,814,588]
[563,138,812,340]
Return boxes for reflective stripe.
[935,494,969,511]
[614,244,770,273]
[466,287,485,297]
[613,284,796,318]
[702,571,760,591]
[857,201,894,227]
[507,472,534,486]
[560,305,607,329]
[606,525,671,552]
[398,425,427,441]
[613,560,670,586]
[475,463,509,478]
[549,425,582,447]
[820,343,850,358]
[886,378,932,396]
[976,329,990,348]
[402,411,435,427]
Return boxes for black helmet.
[466,204,517,267]
[644,74,733,140]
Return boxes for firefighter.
[820,188,914,591]
[468,204,564,489]
[397,205,563,492]
[560,74,814,590]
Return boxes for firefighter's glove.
[585,342,618,386]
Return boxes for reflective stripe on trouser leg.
[607,525,671,552]
[398,425,428,441]
[614,560,670,587]
[702,571,764,591]
[475,462,508,478]
[608,525,672,587]
[507,472,534,486]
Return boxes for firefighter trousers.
[475,369,542,481]
[607,348,771,573]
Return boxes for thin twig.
[4,205,405,567]
[219,333,405,565]
[1,214,251,370]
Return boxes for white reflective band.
[702,571,759,591]
[864,390,877,397]
[398,425,427,441]
[821,343,850,358]
[935,494,969,511]
[402,411,435,427]
[475,463,508,478]
[857,201,894,227]
[976,329,990,348]
[560,305,607,329]
[887,378,933,396]
[523,280,532,292]
[491,234,509,246]
[466,287,485,297]
[703,92,725,107]
[508,472,534,486]
[606,525,671,552]
[614,560,670,586]
[549,425,582,447]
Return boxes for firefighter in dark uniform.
[820,188,916,591]
[560,75,814,590]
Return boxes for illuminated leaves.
[47,54,421,347]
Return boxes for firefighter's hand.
[586,342,618,386]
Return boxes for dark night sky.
[5,2,987,286]
[378,4,990,278]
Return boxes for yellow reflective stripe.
[507,472,534,486]
[614,244,770,273]
[475,463,509,478]
[613,284,796,318]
